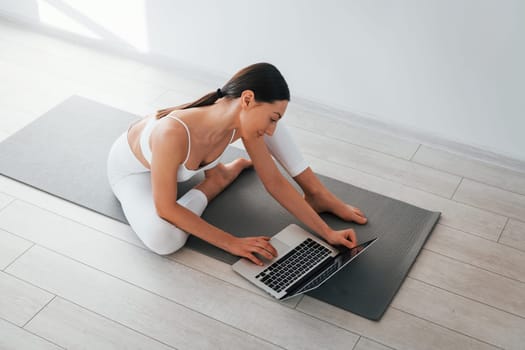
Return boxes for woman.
[107,63,367,266]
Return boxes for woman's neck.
[183,99,240,142]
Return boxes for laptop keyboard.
[255,238,331,293]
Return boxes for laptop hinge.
[283,256,335,297]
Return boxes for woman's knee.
[140,223,189,256]
[263,122,308,177]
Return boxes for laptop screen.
[336,238,377,266]
[290,237,377,296]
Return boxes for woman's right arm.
[150,124,275,265]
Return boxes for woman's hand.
[227,236,278,266]
[324,228,358,249]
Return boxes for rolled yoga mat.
[0,95,440,320]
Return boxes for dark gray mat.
[0,95,440,320]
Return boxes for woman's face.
[239,91,288,139]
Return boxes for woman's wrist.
[221,232,238,253]
[318,223,332,241]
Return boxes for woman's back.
[127,115,153,170]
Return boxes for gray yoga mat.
[0,95,440,320]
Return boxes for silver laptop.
[232,224,377,300]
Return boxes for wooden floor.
[1,19,524,350]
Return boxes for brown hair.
[156,62,290,119]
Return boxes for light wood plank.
[0,47,163,117]
[3,18,525,349]
[0,318,62,350]
[0,177,295,306]
[7,246,281,350]
[0,39,79,87]
[26,297,174,350]
[0,59,11,85]
[0,271,54,326]
[409,250,525,317]
[0,229,33,270]
[392,278,525,350]
[169,247,302,308]
[0,200,359,349]
[424,224,525,282]
[500,219,525,252]
[0,129,9,142]
[297,296,496,350]
[286,103,420,160]
[0,101,39,134]
[0,59,77,116]
[0,21,145,83]
[0,178,298,307]
[0,52,76,94]
[413,145,525,195]
[454,178,525,220]
[0,81,73,116]
[0,176,146,248]
[0,191,14,211]
[132,64,215,96]
[0,38,164,115]
[304,154,507,241]
[290,127,461,198]
[149,88,208,111]
[354,337,394,350]
[0,20,79,56]
[70,78,166,117]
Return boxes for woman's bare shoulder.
[150,117,189,163]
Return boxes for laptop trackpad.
[268,238,292,261]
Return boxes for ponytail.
[155,90,221,119]
[156,63,289,119]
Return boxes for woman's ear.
[240,90,255,109]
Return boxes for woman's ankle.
[194,179,218,202]
[293,167,326,197]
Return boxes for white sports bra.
[139,114,236,182]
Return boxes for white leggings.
[106,121,308,255]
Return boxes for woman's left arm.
[243,136,356,248]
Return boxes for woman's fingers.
[254,246,275,260]
[347,229,357,245]
[264,240,278,257]
[340,238,355,250]
[239,236,278,265]
[255,237,278,257]
[339,229,357,249]
[245,253,263,266]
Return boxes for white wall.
[1,0,524,163]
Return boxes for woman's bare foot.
[195,158,253,202]
[305,190,368,224]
